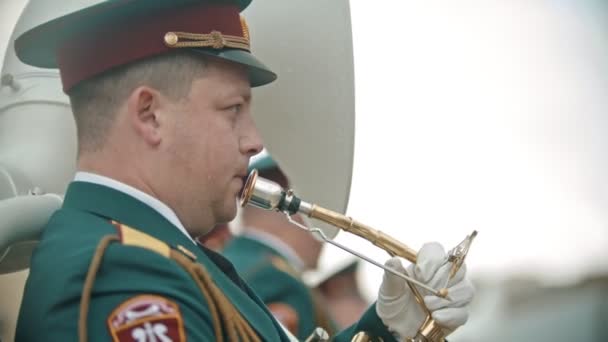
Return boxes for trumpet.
[241,169,477,342]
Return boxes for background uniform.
[223,233,338,339]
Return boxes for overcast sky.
[334,0,608,298]
[2,0,607,301]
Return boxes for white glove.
[376,242,475,339]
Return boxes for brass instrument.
[241,169,477,342]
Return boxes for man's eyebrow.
[233,87,251,102]
[243,91,252,102]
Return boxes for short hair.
[68,51,208,154]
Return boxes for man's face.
[162,59,262,233]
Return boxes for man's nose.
[241,119,264,157]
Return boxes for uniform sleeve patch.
[107,295,186,342]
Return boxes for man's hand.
[376,242,475,339]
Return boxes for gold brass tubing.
[308,204,448,341]
[350,331,374,342]
[308,205,418,263]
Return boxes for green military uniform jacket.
[16,181,396,341]
[223,235,398,341]
[222,234,332,339]
[16,181,290,341]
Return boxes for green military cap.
[248,149,291,188]
[14,0,277,92]
[248,149,278,173]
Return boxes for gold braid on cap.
[164,16,251,51]
[240,15,250,43]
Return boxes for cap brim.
[192,48,277,87]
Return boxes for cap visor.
[191,48,277,87]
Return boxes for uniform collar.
[74,171,196,245]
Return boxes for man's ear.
[127,86,163,146]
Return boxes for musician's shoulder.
[223,235,304,285]
[18,215,214,340]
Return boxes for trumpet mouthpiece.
[240,169,302,214]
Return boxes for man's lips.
[235,169,250,196]
[236,175,247,196]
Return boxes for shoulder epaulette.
[112,221,171,258]
[269,255,300,278]
[82,224,261,341]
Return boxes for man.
[222,155,337,339]
[14,0,474,341]
[304,255,369,330]
[198,223,234,252]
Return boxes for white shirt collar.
[74,171,196,245]
[242,229,305,272]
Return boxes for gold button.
[177,245,197,261]
[164,32,179,47]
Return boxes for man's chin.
[218,204,238,224]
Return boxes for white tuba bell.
[243,0,355,239]
[0,1,104,340]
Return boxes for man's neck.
[74,171,197,245]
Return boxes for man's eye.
[230,104,242,113]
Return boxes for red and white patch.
[107,295,185,342]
